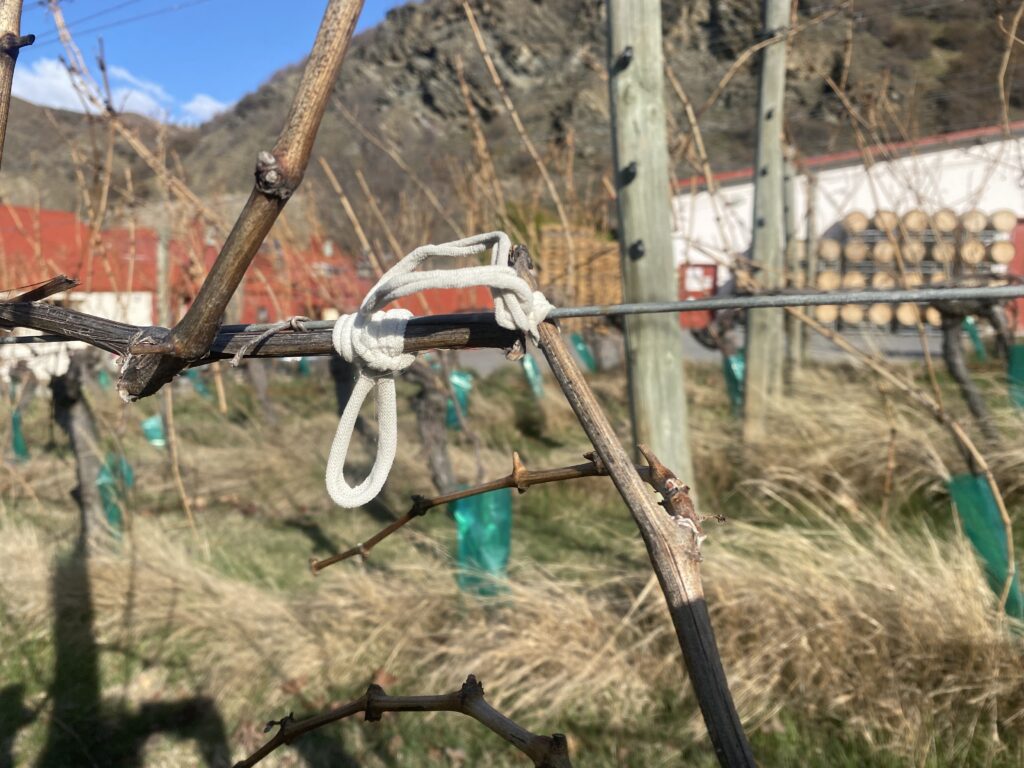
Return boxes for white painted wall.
[1,291,152,383]
[672,136,1024,285]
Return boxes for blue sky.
[14,0,405,124]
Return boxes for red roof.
[0,205,496,325]
[674,120,1024,192]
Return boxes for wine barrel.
[961,209,988,234]
[902,239,926,264]
[873,210,900,232]
[814,304,839,323]
[816,270,842,290]
[902,208,929,233]
[933,208,958,233]
[840,304,865,325]
[896,303,921,326]
[867,303,893,326]
[990,209,1017,232]
[990,240,1016,264]
[818,238,842,262]
[842,210,870,234]
[901,271,925,288]
[841,271,867,289]
[872,240,897,263]
[931,241,955,263]
[844,239,869,263]
[871,271,896,290]
[961,238,985,265]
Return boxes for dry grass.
[3,360,1024,764]
[2,506,1022,762]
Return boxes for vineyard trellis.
[4,1,1024,766]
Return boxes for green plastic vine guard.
[185,369,212,399]
[1010,343,1024,409]
[723,351,745,416]
[569,332,598,373]
[97,368,113,390]
[522,353,545,399]
[962,316,986,362]
[445,370,473,430]
[141,414,166,448]
[11,410,28,461]
[948,474,1024,619]
[450,487,512,596]
[297,357,311,377]
[97,453,134,536]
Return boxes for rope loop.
[326,232,552,508]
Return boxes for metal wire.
[0,334,67,345]
[4,284,1024,345]
[548,285,1024,319]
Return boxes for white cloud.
[108,65,172,104]
[181,93,229,123]
[12,57,90,112]
[12,57,229,124]
[110,86,167,120]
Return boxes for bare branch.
[0,0,33,170]
[677,3,846,162]
[509,248,755,765]
[999,4,1024,136]
[462,1,576,297]
[118,0,366,400]
[0,301,521,362]
[310,451,654,574]
[3,275,77,303]
[336,100,465,238]
[233,675,572,768]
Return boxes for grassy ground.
[1,348,1023,767]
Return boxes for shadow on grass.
[29,530,232,768]
[0,683,37,768]
[282,518,339,554]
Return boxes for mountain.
[3,0,1021,244]
[1,97,193,213]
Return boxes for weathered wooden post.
[743,0,789,440]
[783,147,802,384]
[606,0,695,484]
[801,171,818,364]
[51,353,106,549]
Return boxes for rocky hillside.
[3,0,1021,239]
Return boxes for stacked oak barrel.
[810,208,1017,329]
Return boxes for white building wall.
[1,291,152,383]
[672,137,1024,285]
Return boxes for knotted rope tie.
[326,309,415,508]
[326,232,551,508]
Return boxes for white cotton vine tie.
[327,232,552,508]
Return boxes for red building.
[0,205,494,325]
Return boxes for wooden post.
[801,172,817,363]
[606,0,695,484]
[743,0,789,441]
[156,219,171,327]
[783,148,802,384]
[51,353,106,550]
